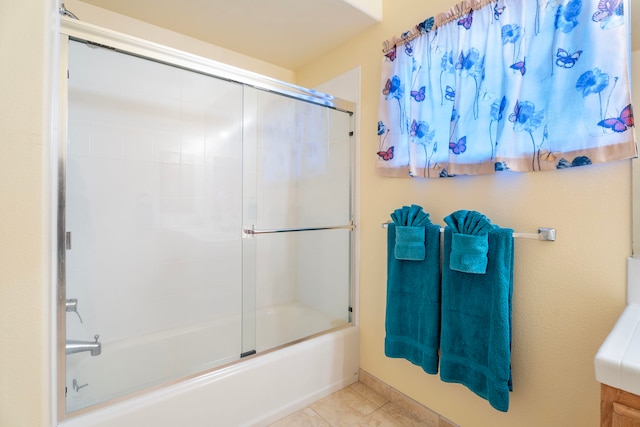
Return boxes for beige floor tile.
[310,387,380,427]
[269,379,454,427]
[354,408,407,426]
[348,382,389,407]
[268,407,331,427]
[380,401,440,427]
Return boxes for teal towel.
[385,205,441,374]
[444,210,497,274]
[440,226,514,412]
[395,226,426,260]
[391,204,431,261]
[390,204,432,227]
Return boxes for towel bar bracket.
[537,227,556,241]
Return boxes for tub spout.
[66,334,101,356]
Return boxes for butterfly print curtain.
[376,0,636,178]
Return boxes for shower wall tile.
[157,163,181,197]
[154,130,182,164]
[180,72,215,104]
[181,103,206,136]
[124,127,155,161]
[91,123,125,159]
[122,92,156,129]
[67,121,92,158]
[90,54,126,96]
[90,158,127,197]
[181,135,205,165]
[122,161,154,198]
[138,65,181,100]
[180,165,205,198]
[89,96,127,128]
[154,96,182,131]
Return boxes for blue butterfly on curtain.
[458,10,473,30]
[598,104,634,132]
[556,48,582,68]
[382,75,403,100]
[456,49,481,72]
[510,57,526,75]
[449,136,467,154]
[509,100,544,131]
[592,0,624,29]
[377,120,393,162]
[445,86,455,101]
[377,146,394,161]
[384,46,397,62]
[401,31,414,56]
[410,120,435,141]
[494,2,506,20]
[417,17,435,33]
[411,86,426,102]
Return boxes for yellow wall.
[62,0,296,83]
[296,1,632,426]
[0,1,54,426]
[0,1,632,426]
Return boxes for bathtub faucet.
[66,334,101,356]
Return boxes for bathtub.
[60,303,359,427]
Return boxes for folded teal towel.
[444,210,497,274]
[395,226,426,260]
[440,226,514,412]
[385,206,441,374]
[390,204,432,228]
[391,205,431,261]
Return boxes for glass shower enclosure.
[59,34,354,415]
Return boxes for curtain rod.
[381,222,556,241]
[381,0,496,54]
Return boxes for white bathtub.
[60,304,358,427]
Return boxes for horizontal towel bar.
[381,222,556,241]
[244,223,355,235]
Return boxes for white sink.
[595,257,640,395]
[595,304,640,395]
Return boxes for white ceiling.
[77,0,639,70]
[77,0,381,70]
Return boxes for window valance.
[376,0,636,178]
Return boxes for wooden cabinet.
[602,384,640,427]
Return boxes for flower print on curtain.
[376,0,636,178]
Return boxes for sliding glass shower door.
[64,40,244,412]
[61,36,354,415]
[242,88,354,354]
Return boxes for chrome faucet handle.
[93,334,99,343]
[65,298,83,323]
[72,379,88,392]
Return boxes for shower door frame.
[56,17,356,422]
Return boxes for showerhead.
[60,3,79,20]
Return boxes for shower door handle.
[243,223,355,236]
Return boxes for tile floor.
[268,376,458,427]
